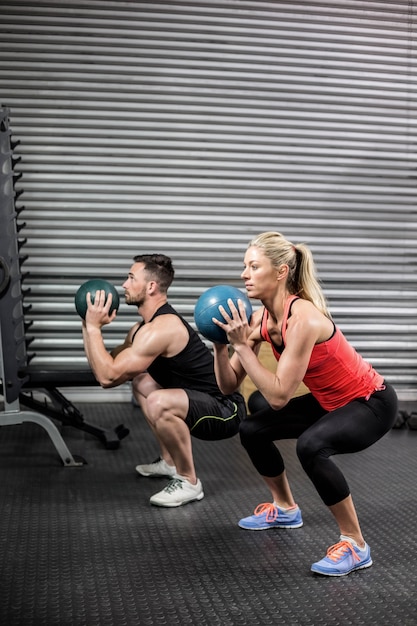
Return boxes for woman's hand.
[213,298,251,346]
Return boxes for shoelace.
[164,478,183,493]
[325,540,361,563]
[254,502,279,522]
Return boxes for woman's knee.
[239,417,269,450]
[296,431,321,468]
[239,416,254,440]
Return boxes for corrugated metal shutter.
[0,1,416,399]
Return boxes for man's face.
[122,263,149,307]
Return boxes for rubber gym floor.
[0,400,416,626]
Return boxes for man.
[82,253,246,507]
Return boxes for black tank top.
[134,302,222,394]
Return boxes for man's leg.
[141,387,204,507]
[132,373,176,472]
[144,387,197,484]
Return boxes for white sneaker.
[150,477,204,507]
[135,457,177,478]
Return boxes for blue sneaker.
[311,538,372,576]
[238,502,303,530]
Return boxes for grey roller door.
[0,0,416,398]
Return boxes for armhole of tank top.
[132,321,145,341]
[179,314,192,337]
[281,296,299,343]
[260,307,268,340]
[288,296,300,316]
[286,298,336,345]
[261,307,285,355]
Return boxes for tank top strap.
[131,303,175,343]
[260,307,269,341]
[131,322,143,342]
[260,295,300,345]
[281,295,300,343]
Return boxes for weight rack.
[0,108,128,465]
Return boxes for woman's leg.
[328,496,364,547]
[296,384,398,544]
[239,393,325,506]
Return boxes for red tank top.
[260,295,385,411]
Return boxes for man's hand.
[84,289,117,329]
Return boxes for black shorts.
[184,390,246,441]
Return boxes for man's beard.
[125,288,146,308]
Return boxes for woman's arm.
[212,301,262,395]
[213,343,247,394]
[214,297,325,409]
[232,301,324,409]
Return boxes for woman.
[213,231,397,576]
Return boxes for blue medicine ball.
[75,278,120,320]
[194,284,252,344]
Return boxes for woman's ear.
[277,264,289,280]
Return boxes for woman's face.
[241,246,280,300]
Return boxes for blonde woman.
[213,232,397,576]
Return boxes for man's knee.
[144,390,166,420]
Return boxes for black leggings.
[239,383,398,506]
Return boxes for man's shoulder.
[154,313,185,327]
[137,313,188,341]
[135,312,181,329]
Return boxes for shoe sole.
[150,492,205,508]
[311,558,373,577]
[135,466,176,477]
[238,521,303,530]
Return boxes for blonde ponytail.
[248,232,331,318]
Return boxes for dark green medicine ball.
[75,279,120,320]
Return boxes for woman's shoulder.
[287,297,325,330]
[290,296,317,314]
[251,306,265,321]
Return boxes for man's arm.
[81,290,180,388]
[83,319,171,388]
[110,323,140,358]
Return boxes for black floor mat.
[0,402,416,625]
